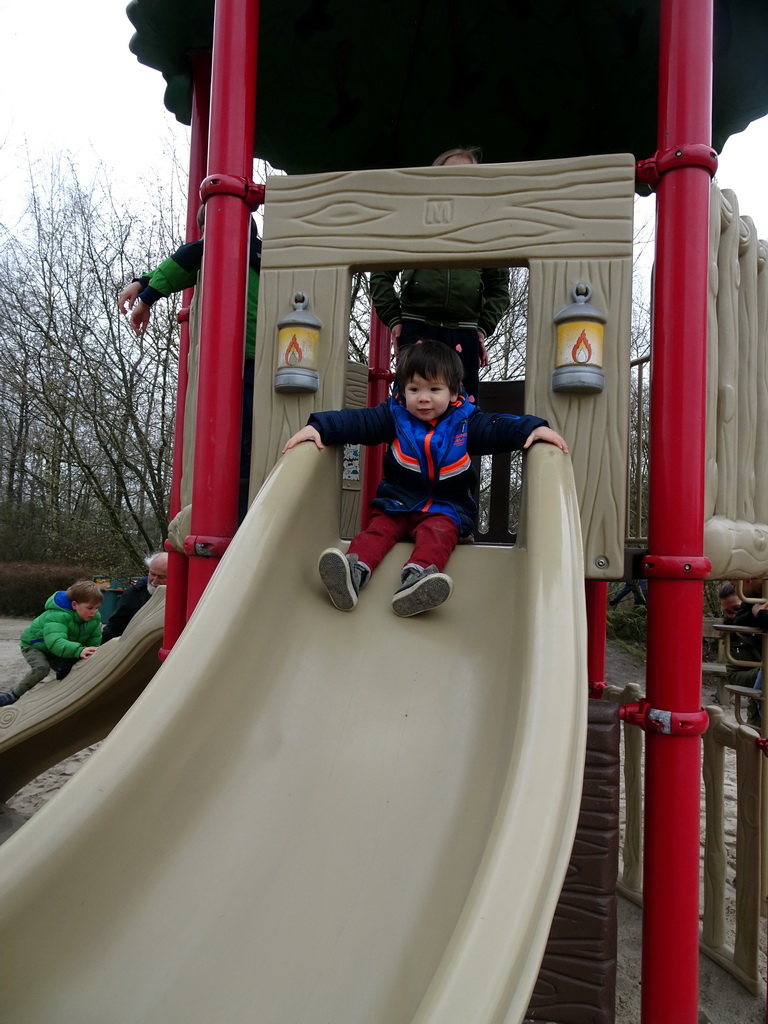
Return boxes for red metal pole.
[640,1,715,1020]
[362,308,392,528]
[585,580,608,697]
[160,52,211,659]
[185,0,259,612]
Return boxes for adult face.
[147,555,168,588]
[720,593,741,622]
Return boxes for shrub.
[607,604,647,649]
[0,562,97,617]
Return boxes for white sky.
[1,0,767,239]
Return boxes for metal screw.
[595,556,608,569]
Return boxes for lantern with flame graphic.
[274,292,322,393]
[552,283,606,394]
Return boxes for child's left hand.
[523,426,569,453]
[282,425,323,453]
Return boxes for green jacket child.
[0,580,104,707]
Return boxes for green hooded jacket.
[20,591,102,659]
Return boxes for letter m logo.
[425,199,453,225]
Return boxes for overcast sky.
[1,0,767,238]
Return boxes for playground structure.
[1,0,768,1022]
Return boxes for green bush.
[0,562,97,618]
[607,604,647,650]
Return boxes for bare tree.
[0,156,185,570]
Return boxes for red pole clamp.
[183,535,232,559]
[200,175,266,210]
[368,368,395,383]
[589,680,608,699]
[756,738,768,757]
[641,554,711,579]
[177,306,191,324]
[636,143,719,189]
[620,700,709,736]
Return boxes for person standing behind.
[101,552,168,643]
[117,206,261,487]
[0,580,103,707]
[369,147,510,405]
[731,580,767,726]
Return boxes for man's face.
[147,557,168,588]
[721,593,742,622]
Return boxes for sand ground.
[0,616,764,1022]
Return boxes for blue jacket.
[309,389,547,536]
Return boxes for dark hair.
[718,582,736,600]
[395,341,464,394]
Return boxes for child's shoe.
[392,564,453,617]
[318,549,369,611]
[0,690,19,707]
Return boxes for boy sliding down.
[283,342,568,617]
[0,580,103,706]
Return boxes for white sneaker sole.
[318,548,357,611]
[392,573,453,617]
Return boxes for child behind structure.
[283,341,568,617]
[0,580,103,707]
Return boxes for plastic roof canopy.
[126,0,768,173]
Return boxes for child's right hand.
[282,425,323,453]
[80,646,98,659]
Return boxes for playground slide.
[0,442,587,1024]
[0,590,165,803]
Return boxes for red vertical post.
[640,1,715,1021]
[185,0,260,612]
[161,52,211,659]
[585,580,608,696]
[362,309,392,528]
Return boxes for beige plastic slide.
[0,590,165,802]
[0,441,587,1024]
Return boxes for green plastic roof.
[127,0,768,174]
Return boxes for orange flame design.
[285,335,303,366]
[571,329,592,364]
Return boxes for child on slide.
[283,341,568,617]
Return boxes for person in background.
[609,579,648,607]
[0,580,103,707]
[369,147,510,406]
[283,342,568,616]
[731,579,767,727]
[101,552,168,642]
[118,205,261,504]
[718,581,742,622]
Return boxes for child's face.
[404,373,458,422]
[72,600,101,621]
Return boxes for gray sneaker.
[318,549,368,611]
[391,564,453,617]
[0,690,19,707]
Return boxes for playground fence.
[606,682,766,996]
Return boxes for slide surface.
[0,591,165,802]
[0,443,587,1024]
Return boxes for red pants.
[348,510,459,573]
